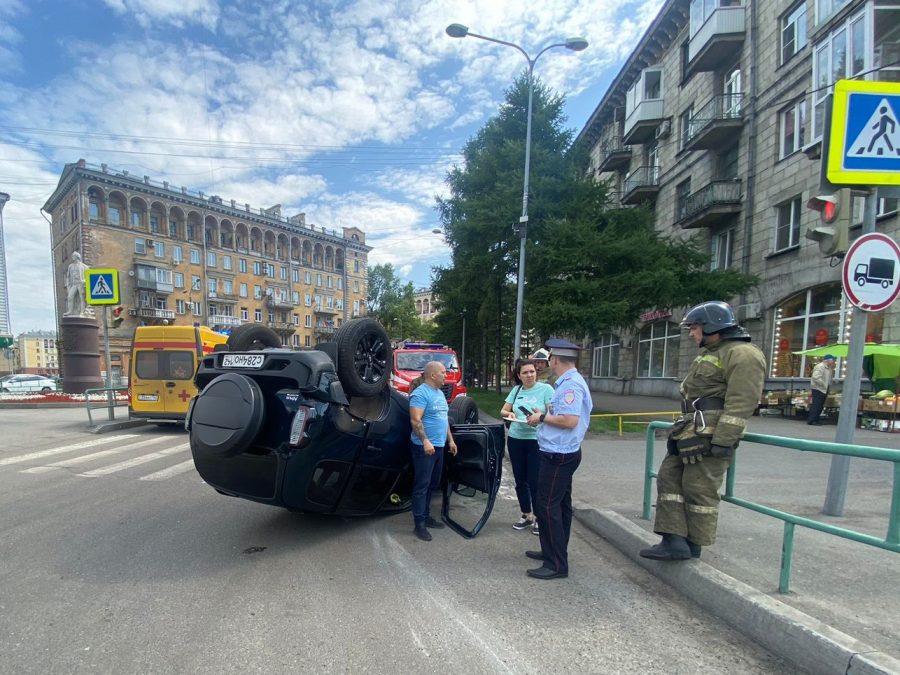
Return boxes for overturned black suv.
[185,319,503,537]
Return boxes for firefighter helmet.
[680,301,738,335]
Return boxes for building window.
[132,211,142,228]
[305,271,311,284]
[239,258,247,273]
[207,279,217,295]
[676,179,692,220]
[815,0,849,25]
[239,283,248,298]
[781,2,807,64]
[679,106,693,149]
[207,251,216,268]
[191,275,201,291]
[874,3,900,82]
[711,229,734,270]
[154,241,165,258]
[337,278,343,290]
[174,272,184,288]
[811,10,866,140]
[292,269,300,283]
[134,239,147,255]
[254,285,262,299]
[176,299,186,314]
[779,100,807,159]
[173,245,183,263]
[190,248,201,265]
[305,314,312,328]
[305,335,311,347]
[253,261,262,275]
[281,266,287,280]
[304,293,312,306]
[637,322,681,378]
[223,279,233,295]
[254,309,262,322]
[354,260,360,273]
[192,301,203,316]
[592,335,620,378]
[775,197,802,252]
[241,307,249,321]
[108,206,120,225]
[223,255,232,271]
[770,283,884,377]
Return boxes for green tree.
[432,72,757,376]
[366,264,425,339]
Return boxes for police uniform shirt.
[537,367,591,454]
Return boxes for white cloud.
[102,0,220,30]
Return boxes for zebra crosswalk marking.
[0,434,141,467]
[79,443,189,477]
[139,459,197,481]
[21,449,121,474]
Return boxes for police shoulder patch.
[563,389,576,405]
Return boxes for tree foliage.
[366,263,427,340]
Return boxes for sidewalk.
[485,393,900,673]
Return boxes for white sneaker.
[513,514,533,530]
[532,520,540,536]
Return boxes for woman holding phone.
[500,359,554,535]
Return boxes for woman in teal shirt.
[500,359,554,535]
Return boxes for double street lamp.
[445,24,588,360]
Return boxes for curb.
[89,419,150,434]
[573,503,900,675]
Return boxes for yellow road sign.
[827,79,900,186]
[85,268,120,305]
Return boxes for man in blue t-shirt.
[409,361,458,541]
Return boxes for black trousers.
[534,449,582,574]
[808,389,827,424]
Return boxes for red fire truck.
[391,342,476,421]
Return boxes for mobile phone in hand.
[518,405,533,417]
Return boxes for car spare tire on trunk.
[190,373,265,457]
[449,396,478,424]
[226,323,282,351]
[334,318,391,398]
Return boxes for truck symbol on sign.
[854,257,896,289]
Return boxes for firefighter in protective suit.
[640,301,766,561]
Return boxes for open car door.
[441,423,504,538]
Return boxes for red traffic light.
[112,306,125,318]
[807,194,839,224]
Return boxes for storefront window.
[637,322,681,378]
[770,283,884,377]
[592,334,620,378]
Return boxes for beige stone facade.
[14,330,59,375]
[43,160,370,379]
[578,0,899,397]
[414,287,439,322]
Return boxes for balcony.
[208,290,238,303]
[267,321,296,334]
[314,304,340,315]
[623,99,665,145]
[134,265,174,295]
[687,4,745,74]
[266,295,295,310]
[208,314,242,327]
[683,94,744,151]
[596,138,632,173]
[676,180,743,229]
[137,307,175,320]
[621,166,661,205]
[315,322,337,335]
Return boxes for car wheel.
[189,373,265,458]
[334,318,391,397]
[40,387,51,393]
[226,323,282,351]
[449,396,479,424]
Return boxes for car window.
[135,350,194,380]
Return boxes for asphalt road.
[0,409,793,674]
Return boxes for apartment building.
[43,160,370,378]
[414,287,439,322]
[15,330,59,376]
[577,0,899,397]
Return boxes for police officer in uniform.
[640,301,766,561]
[524,339,592,579]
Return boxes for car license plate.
[137,394,159,402]
[222,354,265,369]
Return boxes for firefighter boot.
[639,534,692,561]
[687,540,702,558]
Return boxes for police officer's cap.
[680,301,738,335]
[545,338,580,358]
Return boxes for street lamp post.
[445,24,587,360]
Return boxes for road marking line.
[78,443,189,477]
[138,459,196,481]
[19,437,173,474]
[0,434,141,466]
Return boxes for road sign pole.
[823,190,878,516]
[102,306,114,421]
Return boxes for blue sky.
[0,0,662,334]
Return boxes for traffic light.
[111,305,125,328]
[806,188,851,257]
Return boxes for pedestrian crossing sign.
[85,268,119,305]
[827,79,900,186]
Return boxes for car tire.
[334,318,391,397]
[40,387,51,393]
[449,396,479,424]
[226,323,282,351]
[189,373,265,458]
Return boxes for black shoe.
[424,516,444,529]
[687,541,702,558]
[525,550,546,561]
[527,566,567,580]
[639,534,691,561]
[807,421,822,426]
[414,524,432,541]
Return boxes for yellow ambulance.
[129,325,228,423]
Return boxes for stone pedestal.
[61,316,103,394]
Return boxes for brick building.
[577,0,898,397]
[43,160,370,381]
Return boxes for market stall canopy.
[795,343,900,391]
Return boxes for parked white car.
[0,374,58,393]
